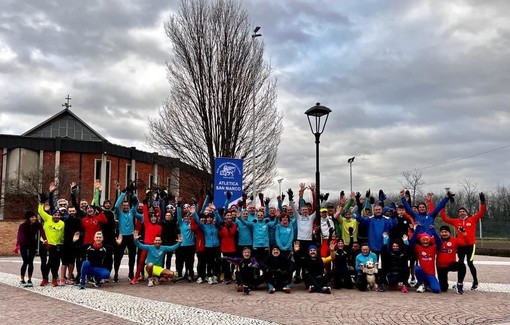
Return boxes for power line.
[357,143,510,184]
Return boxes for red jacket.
[441,203,486,246]
[436,236,459,268]
[218,223,238,253]
[142,205,162,244]
[415,239,437,275]
[191,218,205,253]
[81,213,107,244]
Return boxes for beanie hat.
[308,245,318,251]
[439,225,451,233]
[419,233,431,243]
[24,211,36,220]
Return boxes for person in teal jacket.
[275,213,296,257]
[134,231,181,286]
[113,190,143,282]
[239,209,278,263]
[191,205,222,284]
[235,210,253,255]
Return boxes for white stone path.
[0,271,278,325]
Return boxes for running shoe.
[147,278,154,287]
[40,279,48,287]
[207,277,213,285]
[456,283,464,295]
[282,286,291,294]
[416,284,425,293]
[130,278,138,285]
[20,280,26,287]
[212,276,218,284]
[307,285,315,293]
[196,277,203,284]
[322,287,332,294]
[26,280,33,288]
[243,285,251,295]
[51,279,58,287]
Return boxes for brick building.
[0,108,208,254]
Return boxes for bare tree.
[399,169,425,204]
[147,0,282,192]
[458,179,478,214]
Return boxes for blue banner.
[214,157,243,208]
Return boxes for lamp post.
[347,157,355,193]
[305,103,331,216]
[277,178,284,196]
[251,26,262,205]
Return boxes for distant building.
[0,107,208,220]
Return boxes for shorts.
[145,265,165,277]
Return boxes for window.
[94,159,111,201]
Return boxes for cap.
[320,208,328,212]
[166,204,175,210]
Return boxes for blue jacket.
[239,217,277,248]
[275,220,295,251]
[356,214,396,252]
[235,217,253,246]
[402,196,448,234]
[193,211,221,247]
[177,207,195,247]
[115,192,143,235]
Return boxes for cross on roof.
[62,94,72,109]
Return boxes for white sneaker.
[416,284,425,293]
[153,277,159,285]
[147,278,154,287]
[212,276,218,284]
[409,279,417,287]
[196,277,203,284]
[207,277,213,285]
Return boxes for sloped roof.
[22,108,106,141]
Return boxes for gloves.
[13,245,20,254]
[323,193,329,202]
[264,197,270,205]
[226,191,232,200]
[71,184,79,195]
[249,195,254,201]
[369,196,375,204]
[287,188,294,202]
[281,193,286,202]
[340,190,345,198]
[242,192,248,201]
[128,182,136,193]
[39,192,48,203]
[348,227,354,235]
[379,189,387,202]
[447,191,455,203]
[258,193,264,201]
[365,189,371,198]
[479,192,485,203]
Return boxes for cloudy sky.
[1,0,509,198]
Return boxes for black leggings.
[205,246,220,277]
[114,234,137,278]
[44,245,61,280]
[176,245,195,278]
[438,262,467,292]
[457,245,478,283]
[20,245,37,278]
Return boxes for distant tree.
[147,0,282,193]
[399,169,425,204]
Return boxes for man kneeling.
[134,231,182,286]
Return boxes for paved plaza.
[0,255,509,325]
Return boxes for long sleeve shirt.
[114,192,143,235]
[135,240,181,266]
[38,204,65,245]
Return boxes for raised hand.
[49,181,57,193]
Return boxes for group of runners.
[14,181,486,295]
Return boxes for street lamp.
[277,178,284,196]
[251,26,262,206]
[305,102,331,216]
[347,157,355,193]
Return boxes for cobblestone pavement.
[0,256,509,325]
